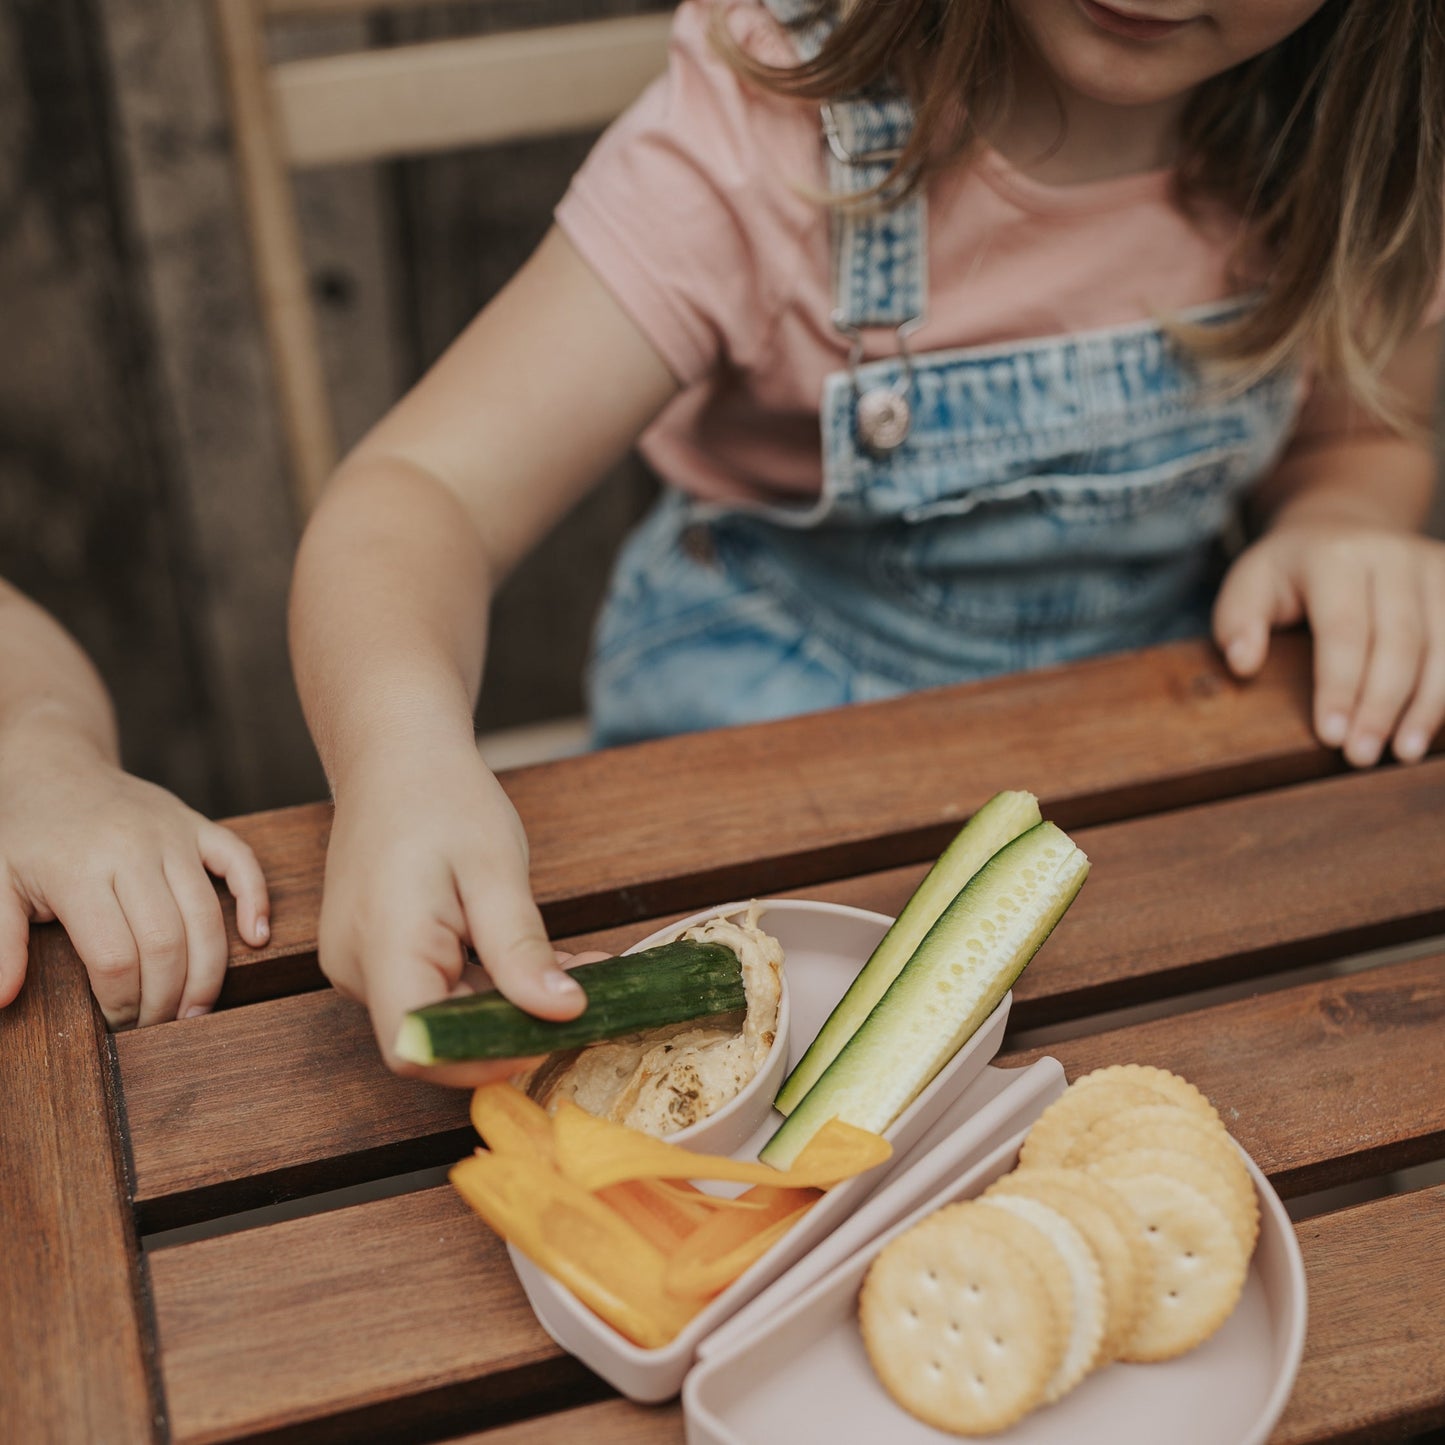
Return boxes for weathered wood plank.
[0,0,221,811]
[1002,953,1445,1199]
[145,958,1445,1442]
[124,989,473,1229]
[382,0,667,734]
[1010,755,1445,1026]
[148,1186,605,1445]
[211,635,1378,999]
[0,928,161,1444]
[1270,1186,1445,1445]
[122,759,1445,1225]
[276,16,672,165]
[98,0,328,812]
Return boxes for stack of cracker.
[859,1065,1258,1436]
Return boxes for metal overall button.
[856,387,912,454]
[837,315,920,457]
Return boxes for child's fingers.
[1303,551,1370,748]
[1341,569,1426,768]
[198,821,271,948]
[556,949,610,967]
[164,855,231,1019]
[0,882,31,1009]
[1211,547,1298,677]
[113,871,189,1027]
[55,886,141,1027]
[363,929,529,1086]
[1392,567,1445,763]
[457,872,585,1022]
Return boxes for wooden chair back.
[211,0,672,518]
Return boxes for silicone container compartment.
[508,897,1058,1402]
[683,1127,1309,1445]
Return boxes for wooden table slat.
[0,930,162,1444]
[1270,1185,1445,1445]
[146,951,1445,1444]
[120,762,1445,1227]
[216,637,1383,1004]
[148,1186,594,1445]
[1003,952,1445,1199]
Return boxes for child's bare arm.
[0,579,270,1024]
[1213,321,1444,765]
[289,227,679,1081]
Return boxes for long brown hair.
[722,0,1445,420]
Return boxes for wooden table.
[5,635,1444,1445]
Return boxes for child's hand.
[318,738,587,1085]
[1213,522,1445,766]
[0,723,271,1026]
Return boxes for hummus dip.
[524,904,784,1138]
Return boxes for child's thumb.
[460,879,585,1022]
[1212,549,1289,678]
[0,883,32,1009]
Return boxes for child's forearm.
[289,457,497,795]
[0,580,119,765]
[1252,431,1437,535]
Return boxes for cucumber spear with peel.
[760,816,1089,1170]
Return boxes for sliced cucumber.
[774,790,1042,1115]
[395,940,743,1065]
[759,822,1088,1169]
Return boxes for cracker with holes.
[978,1194,1106,1398]
[984,1165,1151,1364]
[1072,1064,1225,1131]
[1017,1080,1165,1169]
[1100,1170,1249,1361]
[858,1064,1262,1431]
[1077,1119,1259,1253]
[1089,1146,1257,1256]
[859,1202,1064,1435]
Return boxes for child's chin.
[1020,1,1218,109]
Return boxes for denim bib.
[587,3,1300,745]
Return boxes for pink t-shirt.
[554,1,1429,505]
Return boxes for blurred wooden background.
[2,0,1442,819]
[0,0,666,816]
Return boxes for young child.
[0,579,271,1026]
[290,0,1445,1080]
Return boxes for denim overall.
[587,1,1301,746]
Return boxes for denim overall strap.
[758,0,926,327]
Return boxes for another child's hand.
[1213,521,1445,766]
[318,739,586,1084]
[0,723,271,1026]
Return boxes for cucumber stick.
[759,822,1088,1169]
[773,790,1042,1115]
[395,940,744,1065]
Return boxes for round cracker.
[979,1194,1106,1400]
[1074,1102,1232,1153]
[1018,1080,1166,1169]
[859,1203,1061,1434]
[1101,1171,1249,1361]
[1088,1147,1257,1257]
[959,1203,1076,1356]
[1071,1065,1224,1131]
[1075,1116,1258,1254]
[986,1166,1151,1363]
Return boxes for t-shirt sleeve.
[555,0,820,387]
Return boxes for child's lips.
[1076,0,1193,40]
